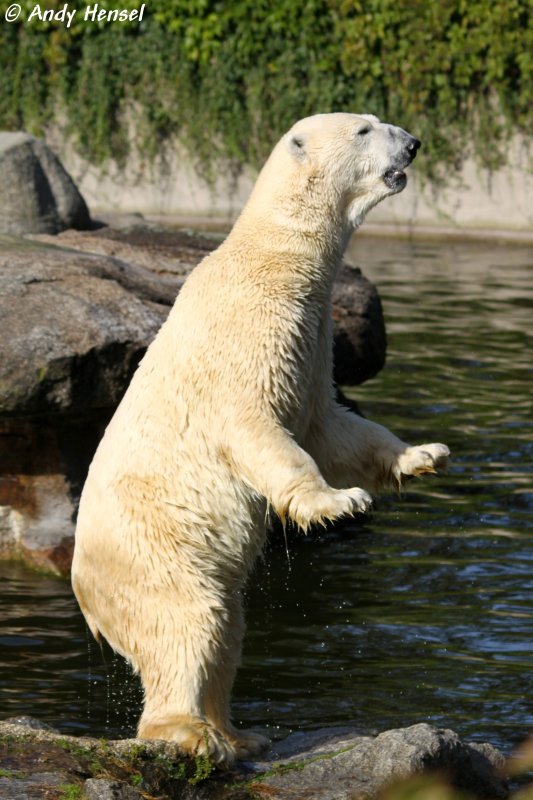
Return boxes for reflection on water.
[0,237,531,752]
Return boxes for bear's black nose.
[408,138,421,153]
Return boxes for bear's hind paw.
[227,729,270,759]
[139,715,236,767]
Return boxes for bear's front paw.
[289,486,372,530]
[395,443,450,483]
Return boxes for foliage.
[55,738,106,775]
[57,784,83,800]
[0,0,531,180]
[0,768,23,778]
[153,733,213,784]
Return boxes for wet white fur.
[72,113,449,765]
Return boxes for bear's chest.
[264,298,328,436]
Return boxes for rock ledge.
[0,717,509,800]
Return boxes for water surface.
[1,236,531,752]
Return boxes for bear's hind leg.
[134,597,237,766]
[204,593,270,759]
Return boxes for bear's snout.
[382,131,421,193]
[406,137,421,162]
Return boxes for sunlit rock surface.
[0,717,508,800]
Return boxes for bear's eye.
[358,125,372,136]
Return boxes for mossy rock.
[0,718,511,800]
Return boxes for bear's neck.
[228,186,352,293]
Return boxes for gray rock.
[83,779,143,800]
[0,237,169,573]
[0,132,91,235]
[0,772,68,800]
[32,227,386,387]
[0,718,510,800]
[332,265,386,385]
[245,723,508,799]
[0,231,384,418]
[0,244,167,416]
[3,716,58,732]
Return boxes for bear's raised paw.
[289,485,372,531]
[395,443,450,483]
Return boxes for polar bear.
[72,113,449,766]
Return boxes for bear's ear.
[287,134,307,162]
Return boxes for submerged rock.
[0,132,91,235]
[0,718,509,800]
[0,222,386,574]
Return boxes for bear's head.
[255,113,420,233]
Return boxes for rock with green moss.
[0,717,509,800]
[244,723,508,800]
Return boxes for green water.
[1,237,531,752]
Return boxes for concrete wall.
[54,135,533,237]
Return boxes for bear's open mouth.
[383,169,407,193]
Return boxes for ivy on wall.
[0,0,531,180]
